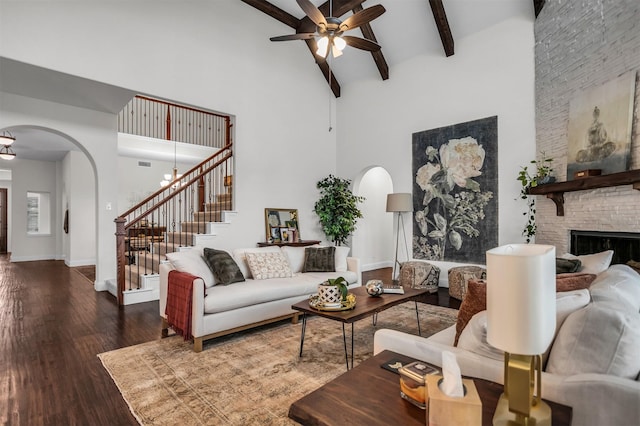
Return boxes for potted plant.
[314,175,365,246]
[318,276,349,305]
[517,153,555,243]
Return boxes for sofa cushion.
[232,246,282,279]
[303,246,336,272]
[203,248,245,285]
[245,251,293,280]
[589,264,640,312]
[166,248,216,288]
[546,300,640,379]
[555,272,597,292]
[454,279,486,346]
[457,289,591,363]
[560,250,613,275]
[282,245,316,273]
[556,257,582,274]
[334,246,350,272]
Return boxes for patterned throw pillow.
[245,251,293,280]
[454,279,487,346]
[302,246,336,272]
[202,248,245,285]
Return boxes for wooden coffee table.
[289,350,573,426]
[291,285,431,370]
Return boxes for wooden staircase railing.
[114,143,233,306]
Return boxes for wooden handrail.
[119,143,233,227]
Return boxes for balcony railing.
[118,95,230,148]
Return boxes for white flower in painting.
[440,137,485,188]
[416,163,441,191]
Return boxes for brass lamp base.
[493,394,551,426]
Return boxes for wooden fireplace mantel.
[527,169,640,216]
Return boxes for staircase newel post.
[166,105,171,140]
[115,216,127,306]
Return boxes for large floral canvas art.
[412,116,498,263]
[566,71,636,180]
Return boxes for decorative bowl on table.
[365,279,384,297]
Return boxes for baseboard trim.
[65,258,96,267]
[362,261,393,271]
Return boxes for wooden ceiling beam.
[240,0,300,29]
[352,4,389,80]
[533,0,545,18]
[428,0,454,57]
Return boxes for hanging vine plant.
[314,175,365,246]
[517,153,555,243]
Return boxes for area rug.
[98,303,458,425]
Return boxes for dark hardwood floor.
[0,259,458,425]
[0,255,160,425]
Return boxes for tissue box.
[426,375,482,426]
[398,361,438,409]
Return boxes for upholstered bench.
[399,261,439,293]
[447,265,486,300]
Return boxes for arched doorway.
[352,166,395,271]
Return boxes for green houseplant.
[517,153,554,243]
[314,175,365,246]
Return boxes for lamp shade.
[386,193,412,213]
[486,244,556,355]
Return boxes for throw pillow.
[560,250,614,275]
[202,248,245,285]
[166,248,216,288]
[454,279,486,346]
[546,300,640,379]
[303,246,336,272]
[245,251,293,280]
[232,246,282,279]
[281,245,320,274]
[556,257,581,274]
[555,272,597,292]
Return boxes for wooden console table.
[257,240,320,247]
[528,169,640,216]
[289,350,572,426]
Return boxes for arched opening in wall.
[1,126,96,267]
[352,166,395,272]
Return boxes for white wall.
[6,157,58,261]
[0,92,119,289]
[337,17,537,265]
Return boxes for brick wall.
[534,0,640,254]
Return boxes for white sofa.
[160,245,361,352]
[374,264,640,426]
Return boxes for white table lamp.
[386,193,412,282]
[486,244,556,426]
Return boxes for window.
[27,191,51,235]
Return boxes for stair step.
[181,222,212,233]
[217,192,232,202]
[151,241,182,255]
[204,203,230,212]
[124,264,156,287]
[165,231,197,246]
[135,252,169,271]
[192,211,223,222]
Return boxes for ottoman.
[447,266,486,300]
[399,261,440,293]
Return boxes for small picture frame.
[270,226,281,242]
[280,228,290,242]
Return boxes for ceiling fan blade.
[296,0,327,28]
[270,33,316,42]
[339,4,386,32]
[342,35,381,52]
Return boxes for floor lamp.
[386,193,412,283]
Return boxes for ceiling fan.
[270,0,386,59]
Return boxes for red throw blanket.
[166,270,201,341]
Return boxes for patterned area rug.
[98,302,458,425]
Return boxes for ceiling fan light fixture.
[316,36,329,57]
[333,36,346,51]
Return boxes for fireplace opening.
[570,230,640,265]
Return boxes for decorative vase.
[365,279,384,297]
[318,283,342,305]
